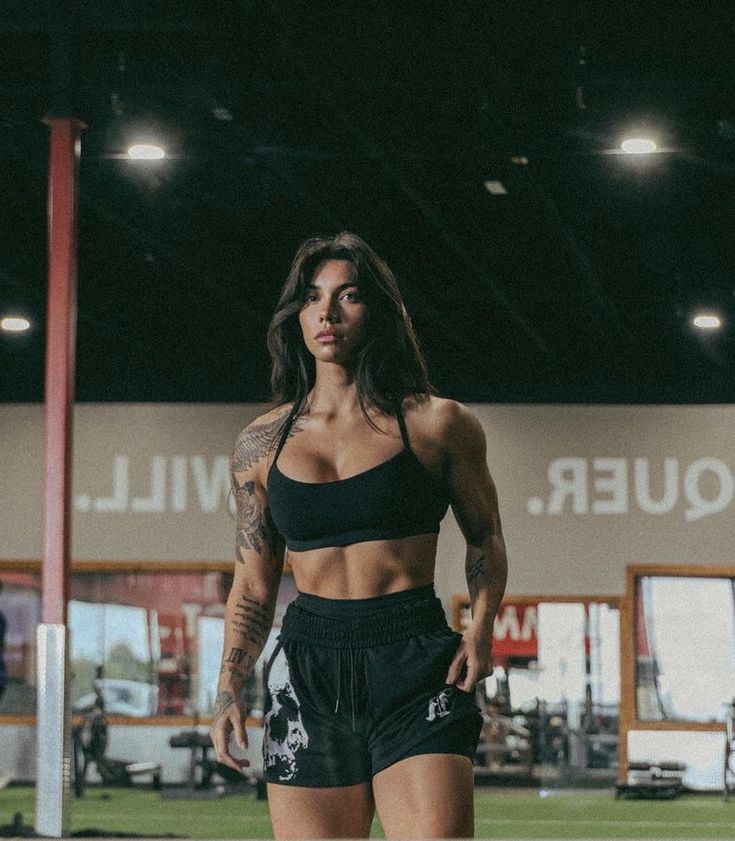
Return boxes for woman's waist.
[288,541,438,595]
[279,581,450,648]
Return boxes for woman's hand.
[209,689,251,775]
[445,624,494,693]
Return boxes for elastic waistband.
[280,582,449,648]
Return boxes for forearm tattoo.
[467,553,487,600]
[231,595,273,647]
[230,411,305,563]
[219,647,256,683]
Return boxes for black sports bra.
[267,402,451,551]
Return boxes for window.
[0,565,297,722]
[635,575,735,722]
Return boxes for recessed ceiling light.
[1,316,31,332]
[621,138,657,154]
[692,313,721,330]
[127,144,165,160]
[484,180,507,195]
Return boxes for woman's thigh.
[266,780,376,839]
[372,753,474,839]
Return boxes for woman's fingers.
[456,661,480,692]
[457,661,495,692]
[212,735,251,774]
[445,649,467,685]
[216,747,250,774]
[210,717,250,773]
[210,725,228,766]
[231,707,249,751]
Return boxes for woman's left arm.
[441,401,508,692]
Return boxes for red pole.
[41,117,84,626]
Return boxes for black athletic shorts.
[262,582,483,787]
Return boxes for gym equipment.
[72,692,161,796]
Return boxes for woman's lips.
[316,334,341,343]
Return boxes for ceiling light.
[484,180,508,195]
[127,144,165,160]
[1,316,31,332]
[620,138,657,154]
[691,313,721,330]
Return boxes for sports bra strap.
[275,400,413,463]
[273,404,299,463]
[395,401,413,454]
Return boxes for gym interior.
[2,2,735,837]
[1,403,733,827]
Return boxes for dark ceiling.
[2,1,735,404]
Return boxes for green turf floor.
[2,785,735,838]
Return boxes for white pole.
[35,625,71,837]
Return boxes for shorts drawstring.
[334,650,341,714]
[350,648,356,733]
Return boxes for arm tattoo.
[231,409,306,562]
[231,409,307,473]
[467,554,487,600]
[231,595,272,646]
[231,417,285,472]
[213,690,235,725]
[232,478,274,559]
[219,648,256,682]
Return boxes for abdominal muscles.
[287,532,439,599]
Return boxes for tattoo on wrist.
[219,665,247,682]
[213,690,235,724]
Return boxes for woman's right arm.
[210,423,285,773]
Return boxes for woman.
[210,232,508,839]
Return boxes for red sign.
[459,602,538,658]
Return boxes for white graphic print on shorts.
[426,687,453,721]
[263,645,309,780]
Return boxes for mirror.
[635,575,735,722]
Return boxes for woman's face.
[298,258,370,362]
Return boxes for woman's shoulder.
[251,401,296,428]
[402,394,483,453]
[401,393,467,434]
[231,402,296,482]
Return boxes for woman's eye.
[304,292,358,303]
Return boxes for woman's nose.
[319,299,338,320]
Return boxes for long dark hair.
[265,231,440,437]
[226,232,440,520]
